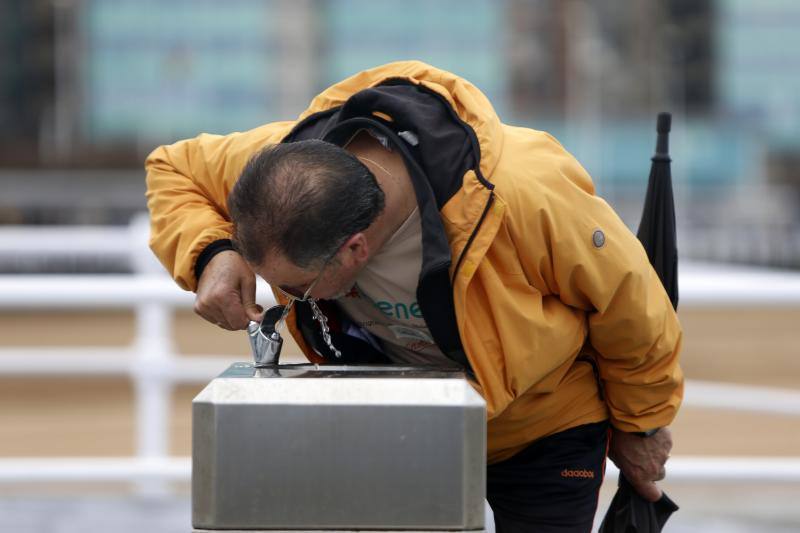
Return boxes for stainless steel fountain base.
[192,529,486,533]
[192,363,486,531]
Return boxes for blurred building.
[1,0,800,269]
[0,1,54,165]
[2,6,800,532]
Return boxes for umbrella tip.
[657,112,672,134]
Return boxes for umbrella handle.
[655,113,671,159]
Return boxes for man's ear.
[340,232,370,267]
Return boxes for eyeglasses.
[275,251,336,302]
[270,249,343,359]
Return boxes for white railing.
[2,456,799,484]
[0,275,276,467]
[1,218,800,487]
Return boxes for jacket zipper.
[451,191,495,284]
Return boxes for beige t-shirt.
[336,208,457,367]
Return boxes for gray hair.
[228,139,386,269]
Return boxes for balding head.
[228,139,385,269]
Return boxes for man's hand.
[608,426,673,502]
[194,250,264,330]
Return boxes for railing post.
[130,213,174,495]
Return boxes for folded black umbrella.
[599,474,680,532]
[599,112,679,533]
[637,112,679,308]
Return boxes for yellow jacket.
[146,61,683,463]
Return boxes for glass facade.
[82,0,278,141]
[716,0,800,146]
[320,0,506,111]
[81,0,506,143]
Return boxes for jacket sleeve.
[144,121,294,291]
[508,132,683,433]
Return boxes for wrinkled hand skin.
[194,250,264,330]
[609,426,673,502]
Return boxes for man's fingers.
[194,300,223,328]
[629,476,663,502]
[216,319,235,330]
[194,293,249,330]
[193,251,258,330]
[240,274,263,322]
[200,309,233,330]
[221,295,251,330]
[244,302,264,322]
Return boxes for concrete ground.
[1,489,799,533]
[1,305,799,531]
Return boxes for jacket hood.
[297,60,505,181]
[278,61,505,370]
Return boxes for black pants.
[487,421,609,533]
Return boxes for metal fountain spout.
[247,305,286,367]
